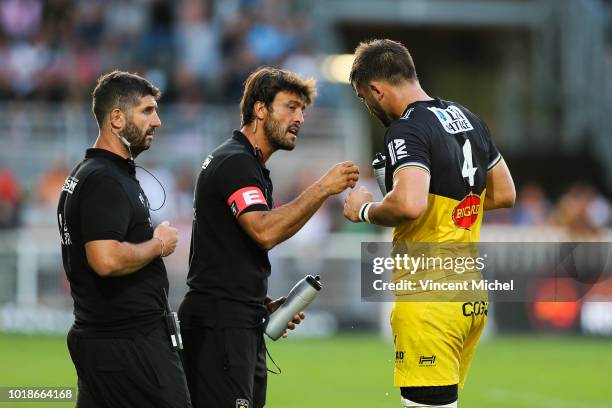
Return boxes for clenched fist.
[344,186,374,222]
[318,161,360,196]
[153,220,178,257]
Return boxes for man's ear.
[109,108,125,132]
[369,82,384,101]
[253,101,267,121]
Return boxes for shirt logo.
[243,189,265,205]
[387,139,409,166]
[202,154,213,170]
[236,399,249,408]
[61,176,79,194]
[58,213,71,245]
[230,201,239,217]
[401,108,414,120]
[419,355,437,367]
[427,105,474,134]
[452,193,481,230]
[227,186,268,218]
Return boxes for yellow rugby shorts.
[390,300,487,388]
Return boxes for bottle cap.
[372,153,386,169]
[305,275,322,291]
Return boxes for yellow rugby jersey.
[383,98,501,245]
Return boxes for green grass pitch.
[0,333,611,407]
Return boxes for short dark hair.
[349,39,418,89]
[91,70,161,128]
[240,67,316,127]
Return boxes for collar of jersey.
[232,130,270,174]
[85,148,136,175]
[401,97,440,117]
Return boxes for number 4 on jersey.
[461,139,476,187]
[454,138,481,230]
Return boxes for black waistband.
[178,291,267,329]
[71,314,166,337]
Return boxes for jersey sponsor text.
[427,105,474,134]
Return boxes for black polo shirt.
[184,131,273,328]
[57,148,168,331]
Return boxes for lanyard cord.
[263,336,282,375]
[259,319,282,374]
[135,164,167,211]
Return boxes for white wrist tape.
[358,202,373,223]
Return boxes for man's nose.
[295,109,304,124]
[151,111,162,127]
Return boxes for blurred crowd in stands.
[0,0,610,239]
[0,0,318,103]
[483,182,611,237]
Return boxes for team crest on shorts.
[236,398,249,408]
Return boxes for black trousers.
[67,323,192,408]
[181,326,267,408]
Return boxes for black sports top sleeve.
[216,154,270,218]
[80,173,132,243]
[385,120,432,176]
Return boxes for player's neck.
[241,124,273,164]
[94,130,131,160]
[391,81,433,120]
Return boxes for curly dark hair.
[240,67,316,127]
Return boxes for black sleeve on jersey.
[80,174,132,243]
[386,120,431,176]
[483,123,502,170]
[216,154,269,218]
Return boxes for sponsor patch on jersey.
[427,105,474,134]
[418,355,437,367]
[58,213,71,245]
[61,176,79,194]
[452,193,481,230]
[202,154,213,169]
[387,139,410,165]
[227,186,267,218]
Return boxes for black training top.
[184,130,273,328]
[57,148,168,331]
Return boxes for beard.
[368,98,394,127]
[119,120,151,158]
[263,113,296,151]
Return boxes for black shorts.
[181,325,267,408]
[67,323,192,408]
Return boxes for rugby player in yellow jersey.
[344,39,516,407]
